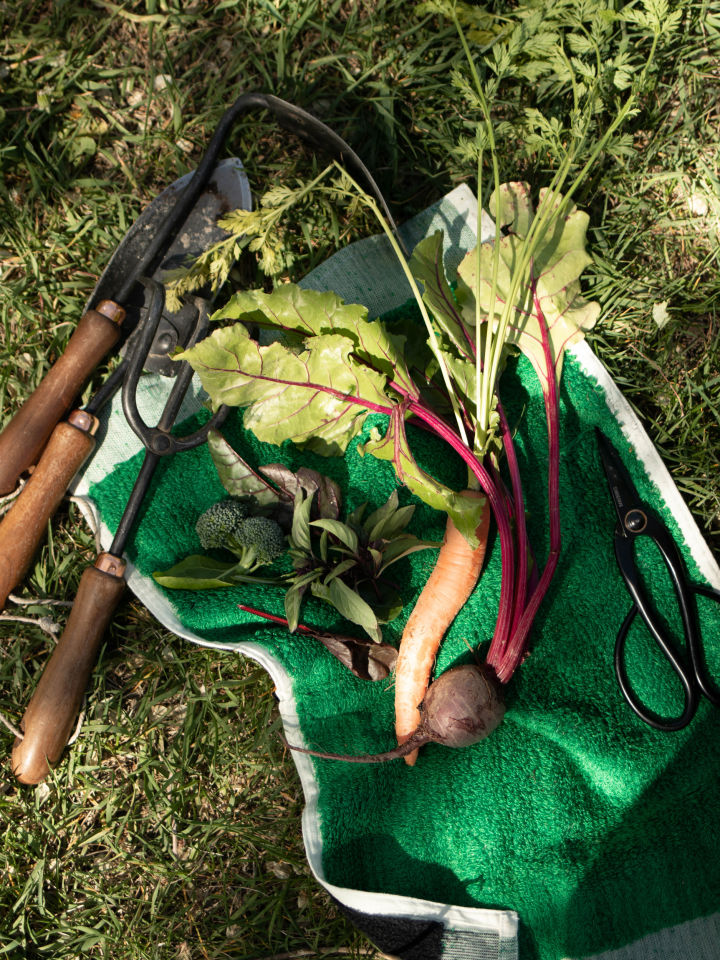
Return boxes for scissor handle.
[613,522,704,731]
[614,603,699,731]
[688,584,720,708]
[614,522,720,729]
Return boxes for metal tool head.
[595,428,648,536]
[85,158,251,376]
[121,278,227,457]
[109,277,228,561]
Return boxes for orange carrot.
[395,493,491,765]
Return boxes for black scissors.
[596,428,720,731]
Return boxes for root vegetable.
[395,496,491,765]
[283,663,504,763]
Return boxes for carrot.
[394,493,491,765]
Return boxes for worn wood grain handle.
[0,412,98,609]
[11,554,126,785]
[0,301,124,496]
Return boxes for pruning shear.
[4,92,403,784]
[0,92,402,613]
[596,428,720,731]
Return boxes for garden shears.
[0,93,400,615]
[596,428,720,731]
[4,92,402,784]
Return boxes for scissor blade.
[595,428,644,529]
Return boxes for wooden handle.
[11,554,126,785]
[0,301,124,496]
[0,412,97,609]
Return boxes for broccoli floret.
[228,515,287,572]
[195,498,250,551]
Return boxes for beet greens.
[177,180,599,686]
[172,9,655,758]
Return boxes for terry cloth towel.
[72,185,720,960]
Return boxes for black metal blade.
[84,158,252,376]
[595,428,645,530]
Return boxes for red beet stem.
[238,603,313,634]
[494,279,562,683]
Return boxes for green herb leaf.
[291,489,314,553]
[357,581,404,624]
[377,535,443,574]
[362,489,400,540]
[284,582,305,633]
[310,518,359,554]
[318,528,329,563]
[346,502,367,527]
[292,568,325,590]
[362,408,487,549]
[312,578,383,643]
[322,557,358,583]
[368,547,384,573]
[152,556,281,590]
[373,504,417,541]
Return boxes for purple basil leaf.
[258,463,301,502]
[312,630,398,681]
[296,467,342,519]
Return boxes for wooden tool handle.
[0,301,125,496]
[0,412,98,609]
[11,554,126,785]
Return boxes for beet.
[283,663,505,763]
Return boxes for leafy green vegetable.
[207,430,283,506]
[164,0,671,696]
[153,455,439,644]
[285,486,440,640]
[457,183,601,390]
[180,323,389,456]
[177,169,600,679]
[361,411,487,549]
[409,231,476,362]
[213,284,368,342]
[153,555,280,591]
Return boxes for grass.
[0,0,719,958]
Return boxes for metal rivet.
[625,509,647,533]
[155,331,176,353]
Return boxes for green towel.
[74,186,720,960]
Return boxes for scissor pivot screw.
[151,434,172,454]
[625,509,647,533]
[155,331,176,353]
